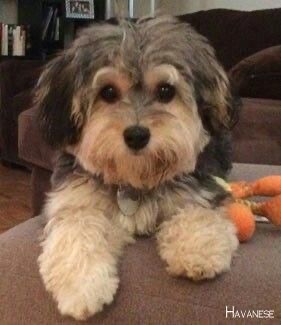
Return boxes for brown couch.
[0,59,43,166]
[0,163,280,324]
[0,8,281,324]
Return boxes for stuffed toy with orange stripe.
[222,176,281,242]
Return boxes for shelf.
[14,0,105,61]
[0,55,42,61]
[44,0,63,3]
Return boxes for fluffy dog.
[36,16,239,320]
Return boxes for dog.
[35,16,239,320]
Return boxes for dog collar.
[117,185,142,216]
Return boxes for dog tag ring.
[117,186,141,216]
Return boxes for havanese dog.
[35,16,239,320]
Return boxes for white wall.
[107,0,155,18]
[114,0,281,17]
[173,0,281,14]
[0,0,17,24]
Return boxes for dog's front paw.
[57,292,103,321]
[39,254,119,320]
[166,249,232,281]
[56,273,119,320]
[157,207,238,281]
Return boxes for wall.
[107,0,155,18]
[0,0,17,24]
[109,0,281,17]
[161,0,281,15]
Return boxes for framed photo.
[65,0,95,19]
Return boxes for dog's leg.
[157,205,238,281]
[38,178,132,320]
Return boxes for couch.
[0,8,281,324]
[0,59,43,166]
[0,163,280,324]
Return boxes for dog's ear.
[35,52,83,148]
[194,55,240,135]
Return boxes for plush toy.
[218,176,281,242]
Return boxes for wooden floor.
[0,163,32,234]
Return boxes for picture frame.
[65,0,95,19]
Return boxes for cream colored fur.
[39,176,132,320]
[39,174,238,320]
[157,206,238,280]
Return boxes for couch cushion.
[0,163,280,324]
[18,107,56,170]
[181,8,281,70]
[229,46,281,100]
[0,60,42,100]
[232,98,281,165]
[0,60,44,165]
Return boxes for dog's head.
[36,16,237,189]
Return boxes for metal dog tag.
[117,186,141,216]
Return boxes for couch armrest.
[229,46,281,100]
[18,107,56,170]
[0,60,43,101]
[0,60,44,165]
[232,98,281,165]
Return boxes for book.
[0,23,2,54]
[16,26,26,56]
[42,7,54,41]
[54,17,60,41]
[8,25,16,55]
[1,23,3,54]
[1,24,8,55]
[12,26,24,56]
[0,23,27,57]
[25,25,31,55]
[50,8,58,41]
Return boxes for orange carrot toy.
[218,175,281,242]
[230,176,281,198]
[227,202,256,242]
[250,194,281,227]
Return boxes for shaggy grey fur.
[36,16,239,178]
[36,16,237,145]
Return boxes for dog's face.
[75,63,209,189]
[36,16,236,189]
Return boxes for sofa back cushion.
[180,8,281,70]
[232,98,281,165]
[229,46,281,100]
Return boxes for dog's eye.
[156,83,176,103]
[100,85,119,103]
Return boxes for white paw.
[39,255,119,321]
[166,250,232,281]
[56,272,119,320]
[157,207,239,281]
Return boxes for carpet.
[0,163,31,233]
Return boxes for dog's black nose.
[123,126,150,150]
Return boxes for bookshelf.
[1,0,106,61]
